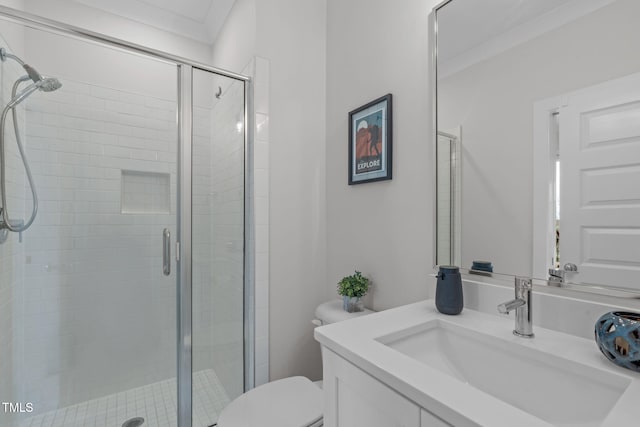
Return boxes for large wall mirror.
[434,0,640,295]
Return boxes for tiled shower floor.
[18,369,230,427]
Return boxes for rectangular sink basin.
[376,319,630,426]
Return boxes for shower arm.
[0,48,26,66]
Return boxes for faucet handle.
[497,298,525,314]
[514,277,532,304]
[515,276,532,290]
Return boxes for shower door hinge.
[175,241,180,262]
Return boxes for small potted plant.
[337,271,369,313]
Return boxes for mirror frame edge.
[429,5,437,271]
[430,0,454,271]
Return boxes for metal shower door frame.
[177,64,194,427]
[0,6,254,427]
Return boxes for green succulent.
[337,271,369,298]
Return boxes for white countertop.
[314,300,640,427]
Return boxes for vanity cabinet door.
[322,347,421,427]
[421,409,452,427]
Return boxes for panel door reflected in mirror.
[435,0,640,292]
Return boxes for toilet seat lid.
[218,376,323,427]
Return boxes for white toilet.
[217,300,374,427]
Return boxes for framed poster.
[348,94,392,185]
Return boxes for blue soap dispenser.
[435,265,463,315]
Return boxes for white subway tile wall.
[252,57,270,387]
[20,77,180,415]
[192,99,216,390]
[0,47,28,427]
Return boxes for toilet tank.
[313,300,374,326]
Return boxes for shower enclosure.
[0,6,252,427]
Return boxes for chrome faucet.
[548,263,578,286]
[497,277,534,338]
[548,268,565,286]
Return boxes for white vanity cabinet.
[316,300,640,427]
[322,348,451,427]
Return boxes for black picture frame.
[348,94,393,185]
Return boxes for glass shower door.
[2,22,180,427]
[0,11,251,427]
[190,69,246,426]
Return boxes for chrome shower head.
[21,65,61,93]
[38,77,62,92]
[0,47,62,107]
[0,47,62,90]
[20,64,61,92]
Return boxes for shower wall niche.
[121,170,171,214]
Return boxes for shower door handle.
[163,228,171,276]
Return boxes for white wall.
[326,0,438,312]
[255,0,327,382]
[25,28,176,101]
[438,0,640,277]
[211,0,256,74]
[213,0,438,381]
[18,0,212,64]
